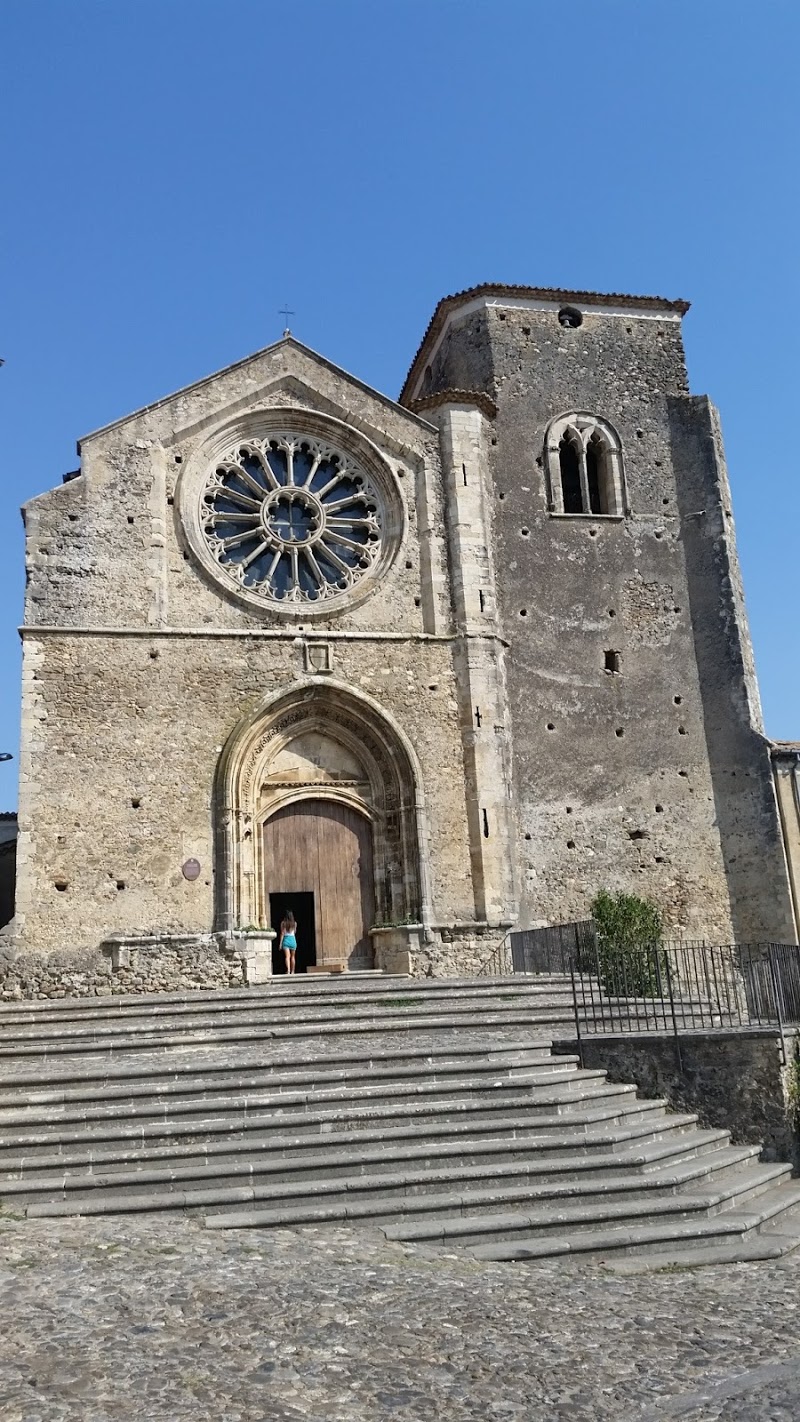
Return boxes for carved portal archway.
[214,680,431,935]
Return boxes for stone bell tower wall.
[666,394,796,943]
[410,294,795,942]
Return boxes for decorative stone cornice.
[19,625,508,644]
[406,389,498,420]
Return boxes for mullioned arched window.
[545,413,627,517]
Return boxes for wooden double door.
[262,799,376,971]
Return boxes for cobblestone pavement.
[0,1214,798,1422]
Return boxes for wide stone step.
[0,981,576,1030]
[595,1237,800,1271]
[0,998,576,1046]
[381,1162,795,1247]
[3,1107,660,1184]
[205,1144,764,1230]
[464,1181,800,1261]
[0,1084,652,1173]
[202,1131,735,1208]
[20,1124,734,1219]
[0,1062,583,1118]
[0,1069,585,1126]
[0,1072,619,1145]
[0,1028,566,1079]
[0,1064,584,1122]
[0,1053,585,1124]
[0,989,575,1041]
[28,1120,733,1188]
[7,1110,704,1209]
[0,1039,564,1097]
[0,1084,660,1150]
[0,973,572,1015]
[0,1008,576,1060]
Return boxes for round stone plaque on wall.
[182,858,201,882]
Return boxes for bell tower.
[403,284,796,944]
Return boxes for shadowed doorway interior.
[263,800,376,970]
[269,891,316,974]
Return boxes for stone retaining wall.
[1,921,506,998]
[0,938,244,1000]
[409,927,503,977]
[553,1028,800,1167]
[372,923,506,977]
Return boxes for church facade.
[14,284,799,974]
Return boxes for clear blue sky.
[1,0,798,810]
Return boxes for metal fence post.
[570,968,585,1069]
[664,951,683,1074]
[767,944,788,1067]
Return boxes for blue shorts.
[282,935,297,950]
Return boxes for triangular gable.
[78,337,434,452]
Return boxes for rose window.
[200,436,384,605]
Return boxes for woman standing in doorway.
[279,910,298,975]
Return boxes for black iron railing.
[569,940,800,1065]
[477,920,597,977]
[476,931,513,976]
[476,923,800,1043]
[509,920,597,975]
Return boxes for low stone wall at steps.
[371,924,508,977]
[0,938,245,1000]
[0,923,508,999]
[553,1028,800,1169]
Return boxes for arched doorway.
[214,680,432,960]
[263,799,376,971]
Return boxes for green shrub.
[590,890,666,997]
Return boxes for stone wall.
[15,632,475,953]
[0,937,245,1000]
[666,396,795,943]
[15,339,485,955]
[409,925,506,978]
[21,343,451,640]
[553,1029,800,1166]
[0,924,507,995]
[372,923,507,977]
[416,294,795,943]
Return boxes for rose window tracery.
[200,435,384,605]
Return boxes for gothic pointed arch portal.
[214,681,431,967]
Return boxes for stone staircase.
[1,974,799,1265]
